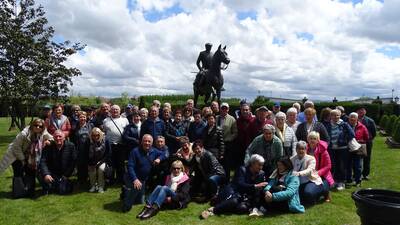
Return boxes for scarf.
[168,172,184,192]
[278,170,288,183]
[27,135,43,170]
[276,124,286,143]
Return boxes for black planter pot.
[352,189,400,225]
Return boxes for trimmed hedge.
[392,119,400,142]
[379,115,389,130]
[386,115,398,136]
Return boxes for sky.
[36,0,400,101]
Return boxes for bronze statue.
[193,44,230,107]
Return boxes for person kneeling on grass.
[200,154,267,219]
[263,157,305,214]
[88,128,111,193]
[136,160,191,220]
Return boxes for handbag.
[355,144,368,157]
[104,163,114,180]
[12,177,27,198]
[348,138,361,152]
[58,177,73,195]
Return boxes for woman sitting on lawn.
[291,141,329,205]
[263,157,305,214]
[136,160,190,220]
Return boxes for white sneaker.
[98,187,104,193]
[336,183,345,191]
[249,208,263,217]
[89,186,97,193]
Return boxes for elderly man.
[236,103,255,167]
[103,105,129,184]
[122,134,166,212]
[248,106,273,141]
[244,124,283,177]
[141,106,166,140]
[211,101,220,116]
[217,102,238,179]
[40,130,76,195]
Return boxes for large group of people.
[0,98,376,220]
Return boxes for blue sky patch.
[296,32,314,41]
[340,0,384,4]
[236,10,257,20]
[53,35,65,44]
[143,3,184,22]
[376,45,400,58]
[272,37,286,46]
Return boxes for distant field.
[1,117,400,225]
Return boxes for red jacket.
[307,140,334,187]
[248,118,273,141]
[353,122,369,144]
[236,115,255,152]
[45,115,71,138]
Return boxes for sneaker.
[345,182,355,188]
[362,176,370,181]
[98,187,104,193]
[355,182,362,188]
[89,186,97,193]
[249,208,264,217]
[336,183,345,191]
[259,206,267,215]
[200,208,214,219]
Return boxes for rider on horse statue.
[195,43,213,87]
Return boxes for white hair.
[330,109,341,115]
[349,112,358,119]
[296,141,307,150]
[140,108,148,113]
[304,100,314,107]
[111,104,120,111]
[307,131,320,140]
[263,124,275,133]
[275,111,286,119]
[286,107,298,115]
[248,154,265,166]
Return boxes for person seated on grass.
[291,141,329,205]
[136,160,191,220]
[263,157,305,214]
[306,131,333,202]
[148,136,170,191]
[88,127,111,193]
[0,118,52,198]
[40,130,76,195]
[122,134,166,212]
[190,139,226,203]
[200,154,267,219]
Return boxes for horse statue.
[193,44,230,107]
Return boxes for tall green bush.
[386,115,398,135]
[379,115,389,129]
[392,119,400,142]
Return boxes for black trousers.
[11,160,39,197]
[362,141,373,178]
[223,141,236,181]
[111,143,127,184]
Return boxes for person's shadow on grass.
[104,200,124,212]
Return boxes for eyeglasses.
[34,125,44,129]
[172,167,181,170]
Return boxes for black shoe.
[122,204,132,213]
[137,206,150,218]
[141,206,159,220]
[362,176,370,181]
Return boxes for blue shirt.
[297,112,318,123]
[127,147,166,182]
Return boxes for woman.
[139,108,149,122]
[88,127,110,193]
[202,114,225,161]
[307,131,334,196]
[320,107,332,129]
[183,106,194,127]
[165,109,188,155]
[122,112,142,151]
[275,112,297,157]
[296,108,330,143]
[200,154,267,219]
[45,104,71,138]
[74,111,93,184]
[187,109,206,142]
[0,119,52,197]
[136,160,190,220]
[286,107,301,133]
[174,137,194,174]
[347,112,369,187]
[326,109,354,191]
[201,107,212,121]
[291,141,329,205]
[263,157,305,214]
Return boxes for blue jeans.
[346,153,362,183]
[299,180,329,205]
[208,175,226,197]
[123,175,145,209]
[146,185,176,208]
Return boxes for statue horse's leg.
[216,88,221,105]
[193,88,199,108]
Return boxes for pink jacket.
[307,140,334,187]
[353,122,369,144]
[164,173,190,186]
[45,115,71,138]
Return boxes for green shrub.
[392,119,400,142]
[386,115,398,135]
[379,115,389,129]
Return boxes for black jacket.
[296,121,330,143]
[202,125,225,159]
[88,139,111,166]
[360,116,377,141]
[40,141,76,178]
[122,123,140,151]
[232,166,266,195]
[191,150,225,179]
[164,179,191,209]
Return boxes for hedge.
[386,115,398,136]
[379,115,389,129]
[393,119,400,142]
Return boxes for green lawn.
[1,117,399,225]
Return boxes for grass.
[1,117,400,225]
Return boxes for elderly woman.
[174,137,194,174]
[325,109,354,191]
[320,107,332,129]
[201,154,267,219]
[0,119,52,197]
[166,109,188,155]
[291,141,329,205]
[307,132,334,195]
[88,127,110,193]
[45,104,71,138]
[275,112,297,157]
[187,109,206,142]
[202,114,225,161]
[347,112,369,187]
[263,157,305,214]
[139,108,149,122]
[136,160,190,220]
[74,111,93,184]
[286,107,301,133]
[296,108,330,143]
[122,112,142,151]
[245,124,283,177]
[201,107,213,120]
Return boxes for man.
[39,104,52,120]
[244,124,283,177]
[188,109,207,142]
[91,103,110,129]
[40,130,76,195]
[123,135,166,212]
[121,104,134,118]
[271,102,281,122]
[103,105,129,184]
[196,43,213,72]
[141,106,166,140]
[248,106,273,141]
[211,101,220,116]
[190,140,225,202]
[357,107,376,180]
[216,102,238,179]
[236,103,255,167]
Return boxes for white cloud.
[36,0,400,101]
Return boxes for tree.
[0,0,85,130]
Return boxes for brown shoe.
[200,207,214,219]
[324,192,332,203]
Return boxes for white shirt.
[103,116,129,144]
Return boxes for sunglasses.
[34,125,44,129]
[172,167,182,170]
